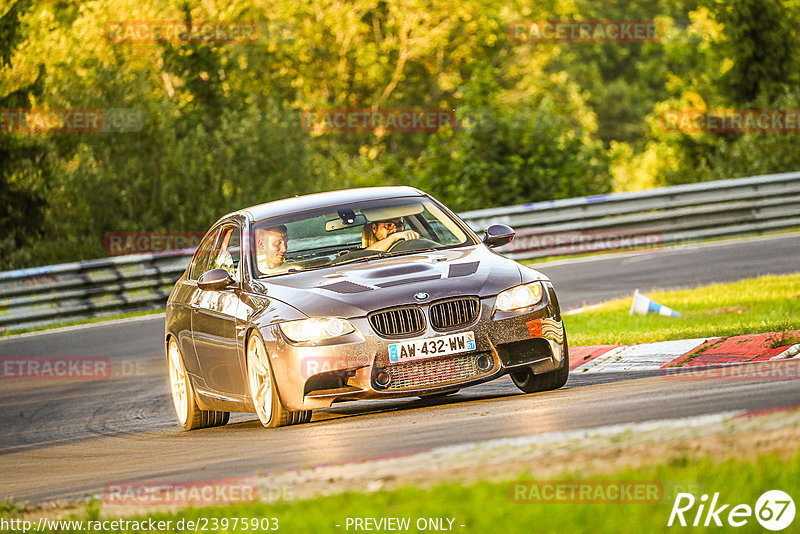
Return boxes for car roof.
[238,186,428,222]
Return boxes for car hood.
[257,245,544,318]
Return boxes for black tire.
[203,410,231,427]
[510,328,569,394]
[167,337,230,430]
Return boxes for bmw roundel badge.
[414,292,429,301]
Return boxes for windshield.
[251,196,476,277]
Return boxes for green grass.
[564,272,800,346]
[3,453,798,533]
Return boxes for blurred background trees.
[1,0,799,268]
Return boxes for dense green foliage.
[1,0,799,268]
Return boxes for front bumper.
[264,284,565,411]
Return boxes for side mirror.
[198,268,236,291]
[483,224,515,248]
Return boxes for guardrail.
[461,171,800,260]
[2,172,799,333]
[0,252,192,333]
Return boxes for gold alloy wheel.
[167,336,230,430]
[168,337,189,426]
[246,330,312,427]
[247,331,274,425]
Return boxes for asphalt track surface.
[1,233,798,504]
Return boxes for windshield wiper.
[330,247,440,267]
[329,253,382,267]
[377,248,438,258]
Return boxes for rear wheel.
[510,329,569,394]
[167,337,229,430]
[247,331,312,427]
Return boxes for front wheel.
[510,330,569,394]
[247,331,311,427]
[167,337,229,430]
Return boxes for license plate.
[388,331,476,364]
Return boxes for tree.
[412,69,610,211]
[712,0,799,104]
[0,0,49,268]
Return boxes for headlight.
[279,318,356,343]
[495,282,544,312]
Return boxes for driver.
[256,225,289,272]
[362,218,420,252]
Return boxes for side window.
[210,225,241,281]
[189,230,218,280]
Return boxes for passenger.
[213,229,238,280]
[213,250,237,280]
[362,218,420,252]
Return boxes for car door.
[172,228,218,377]
[190,223,246,395]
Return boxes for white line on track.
[771,343,800,360]
[0,313,165,341]
[573,338,715,373]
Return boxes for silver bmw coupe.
[165,187,568,430]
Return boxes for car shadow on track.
[220,369,664,429]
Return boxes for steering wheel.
[387,238,440,252]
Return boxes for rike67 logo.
[668,490,795,531]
